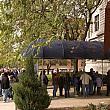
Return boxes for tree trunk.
[47,63,51,75]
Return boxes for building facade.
[85,0,110,74]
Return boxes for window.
[94,14,99,31]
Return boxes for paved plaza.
[0,87,110,110]
[0,96,110,110]
[0,101,15,110]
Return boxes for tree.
[0,1,103,109]
[45,59,51,75]
[13,56,51,110]
[59,0,103,72]
[62,0,103,40]
[0,0,103,66]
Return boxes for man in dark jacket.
[64,73,71,98]
[58,74,64,96]
[106,70,110,96]
[1,72,10,102]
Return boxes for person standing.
[58,73,64,96]
[96,75,102,95]
[64,73,71,98]
[8,75,16,99]
[72,75,79,95]
[1,72,10,102]
[0,73,2,96]
[80,71,92,97]
[52,69,59,97]
[89,68,94,95]
[40,70,48,87]
[106,70,110,96]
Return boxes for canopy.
[22,39,109,59]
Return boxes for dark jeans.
[59,86,63,96]
[53,84,58,97]
[82,84,89,97]
[89,81,93,95]
[93,83,97,94]
[64,85,70,98]
[97,87,101,95]
[106,85,110,96]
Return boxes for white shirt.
[80,73,92,85]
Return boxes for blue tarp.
[22,39,108,59]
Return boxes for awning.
[22,39,108,59]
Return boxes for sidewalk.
[48,86,110,108]
[0,87,110,110]
[49,96,110,108]
[0,96,110,110]
[0,101,15,110]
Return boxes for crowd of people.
[51,68,110,98]
[0,67,110,102]
[52,68,71,98]
[0,68,19,102]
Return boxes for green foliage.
[47,74,52,81]
[13,57,51,110]
[88,103,109,110]
[13,73,51,110]
[0,0,103,66]
[97,103,109,110]
[88,103,97,110]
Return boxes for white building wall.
[90,7,101,41]
[85,60,110,74]
[86,0,107,41]
[85,0,110,74]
